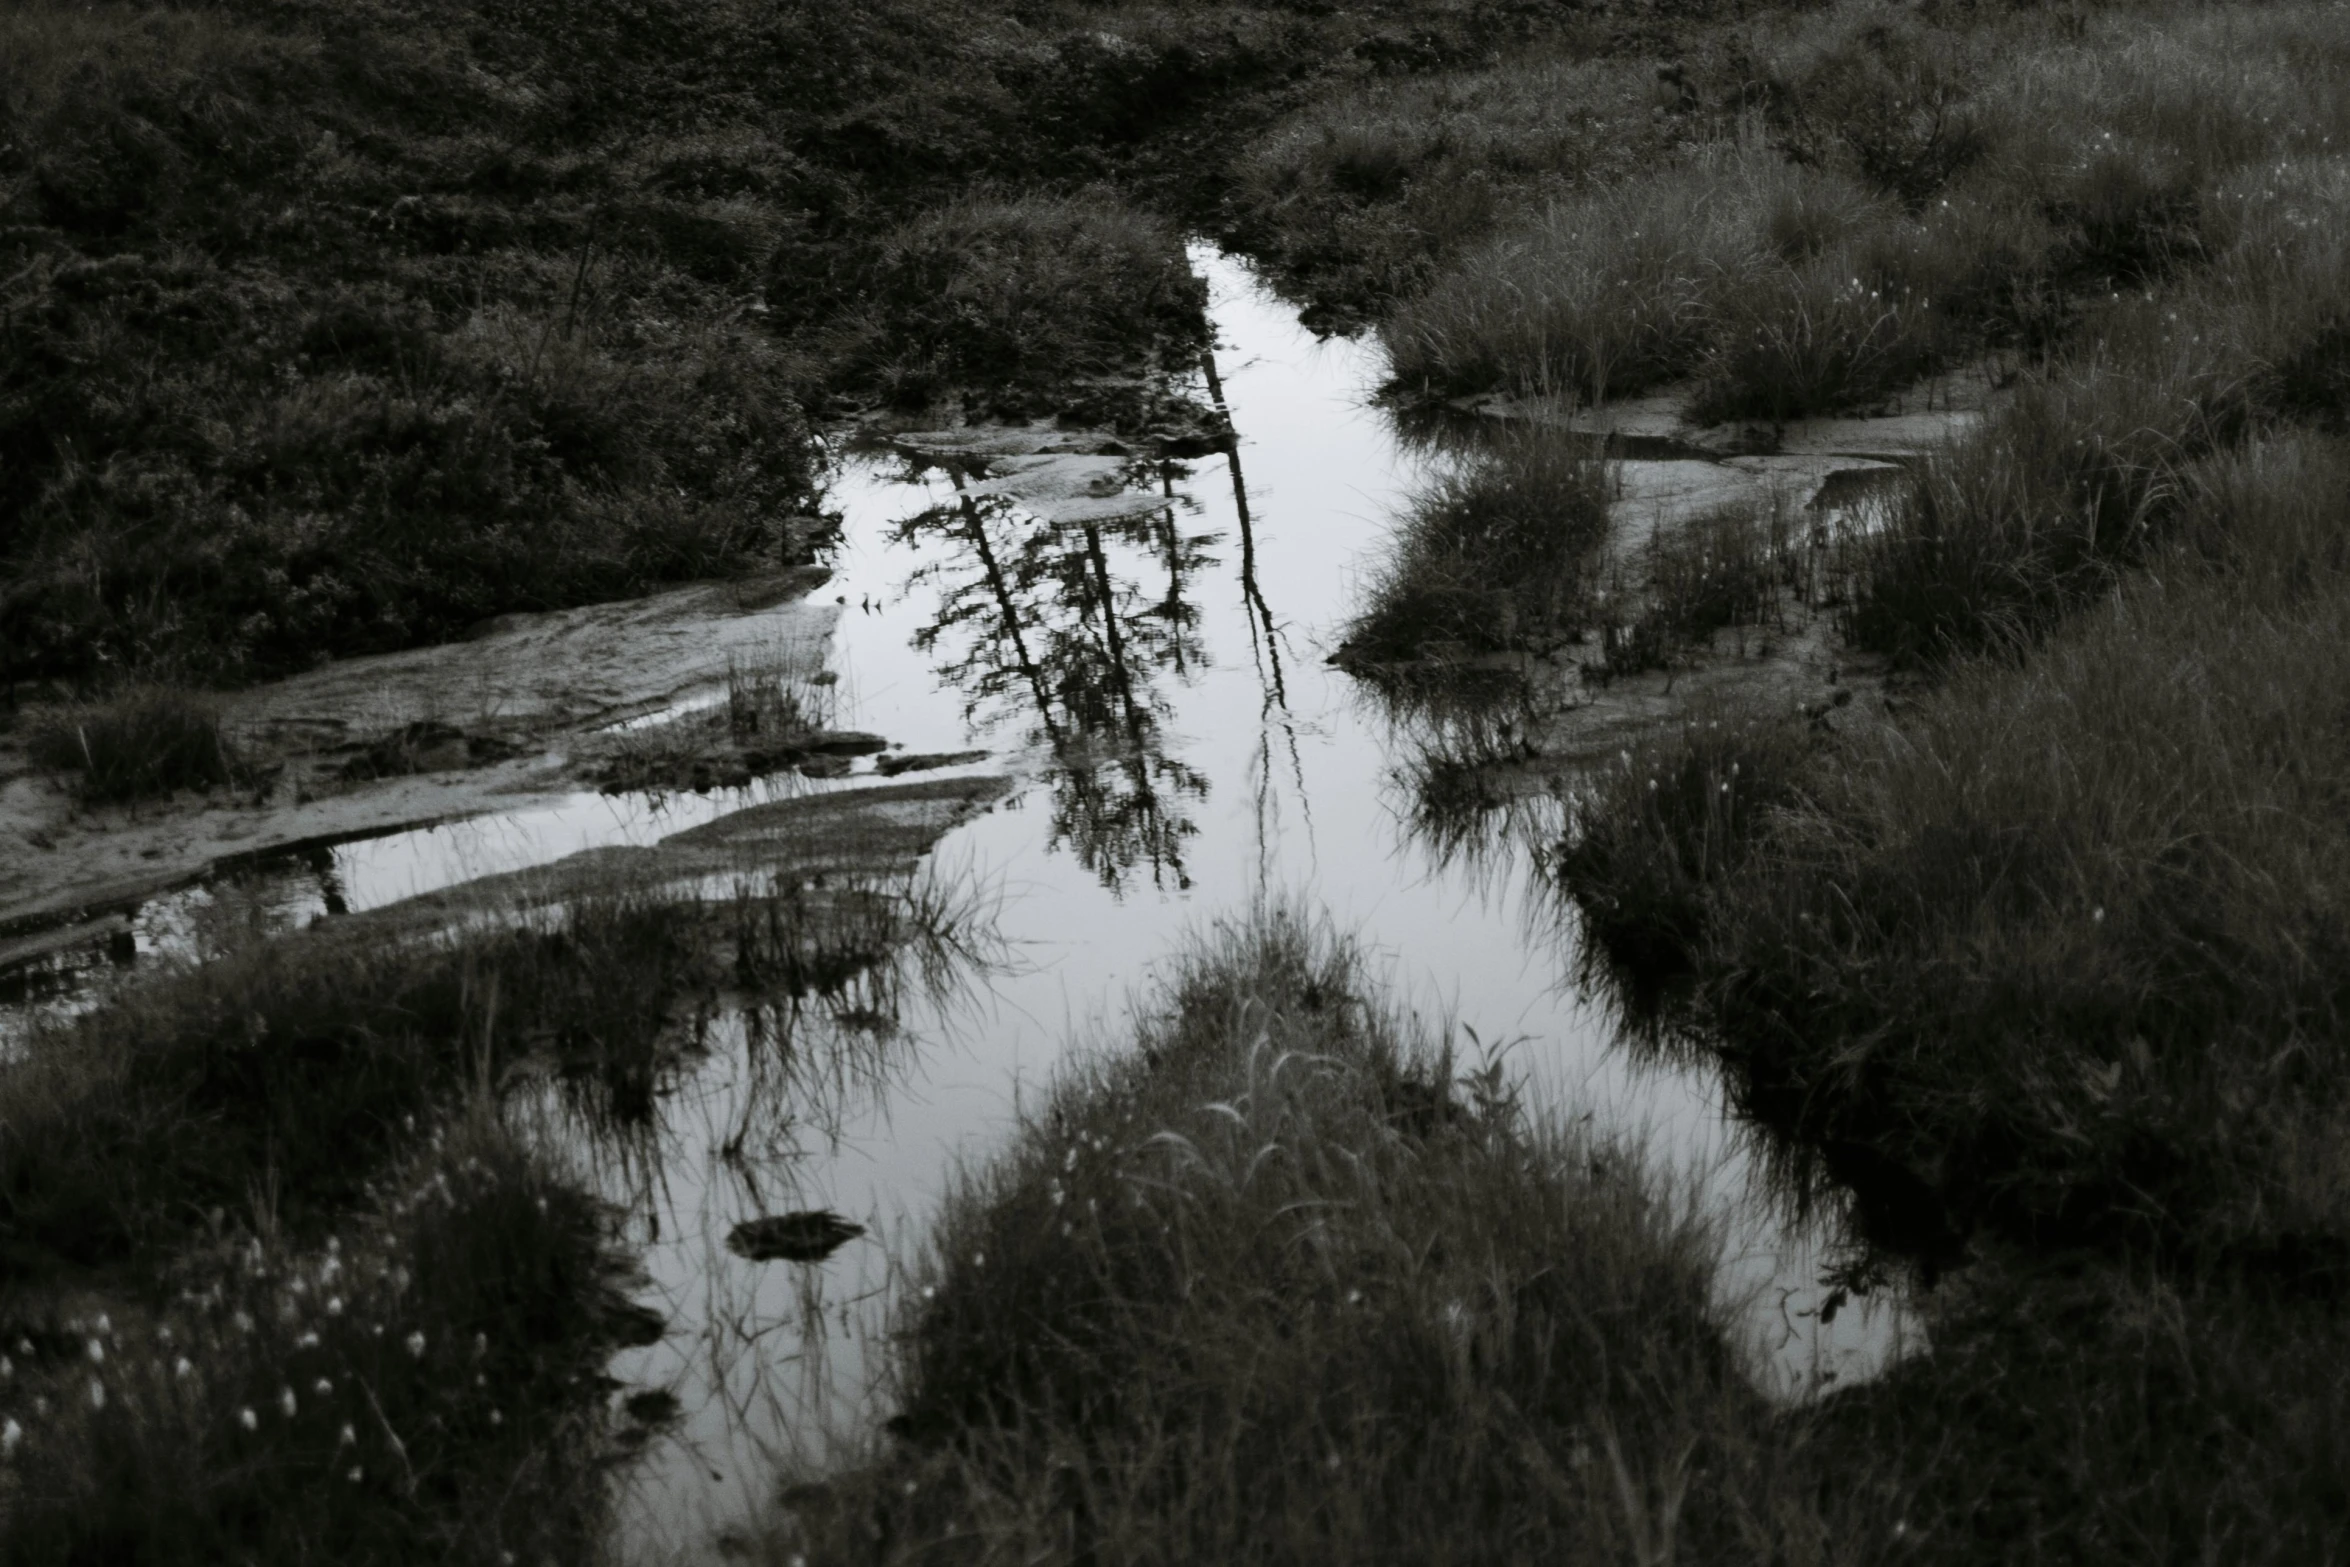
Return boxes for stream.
[0,251,1904,1561]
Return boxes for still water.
[0,250,1901,1561]
[590,251,1901,1560]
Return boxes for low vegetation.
[761,913,1790,1565]
[789,195,1210,423]
[22,685,250,805]
[1382,2,2350,417]
[1223,46,1683,330]
[1339,430,1612,664]
[0,1112,645,1567]
[0,0,1604,691]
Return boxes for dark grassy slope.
[0,0,1594,689]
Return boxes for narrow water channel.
[0,252,1903,1562]
[590,252,1903,1561]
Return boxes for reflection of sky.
[0,252,1909,1563]
[602,251,1907,1561]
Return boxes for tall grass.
[766,910,1791,1565]
[1560,431,2350,1270]
[1341,430,1612,663]
[0,869,981,1276]
[0,1108,644,1566]
[1383,1,2350,417]
[1845,175,2350,665]
[23,685,248,805]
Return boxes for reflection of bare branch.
[1204,345,1311,888]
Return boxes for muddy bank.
[1,569,847,929]
[1343,373,1998,808]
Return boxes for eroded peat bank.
[8,0,2350,1562]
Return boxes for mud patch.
[0,570,840,930]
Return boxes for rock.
[873,749,990,777]
[726,1210,866,1263]
[799,730,890,758]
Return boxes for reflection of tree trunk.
[1083,519,1174,882]
[951,474,1066,751]
[1204,347,1309,882]
[1159,463,1189,677]
[1203,349,1286,708]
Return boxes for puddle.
[0,251,1909,1561]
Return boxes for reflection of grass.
[0,853,996,1553]
[0,865,991,1275]
[1549,711,1815,1023]
[24,685,250,805]
[775,910,1767,1565]
[1342,431,1610,664]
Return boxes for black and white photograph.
[3,0,2345,1559]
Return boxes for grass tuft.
[24,685,248,805]
[0,1109,642,1567]
[1341,431,1611,664]
[775,910,1776,1565]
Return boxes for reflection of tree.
[893,469,1218,894]
[1200,347,1307,888]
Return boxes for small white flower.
[405,1331,427,1359]
[86,1339,105,1364]
[1,1356,12,1380]
[1,1419,19,1455]
[338,1423,357,1447]
[347,1465,364,1483]
[297,1332,320,1350]
[325,1297,344,1317]
[472,1333,488,1358]
[94,1315,111,1337]
[233,1311,255,1335]
[88,1379,106,1411]
[279,1387,298,1418]
[488,1409,503,1426]
[239,1407,259,1432]
[175,1358,194,1379]
[313,1378,333,1398]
